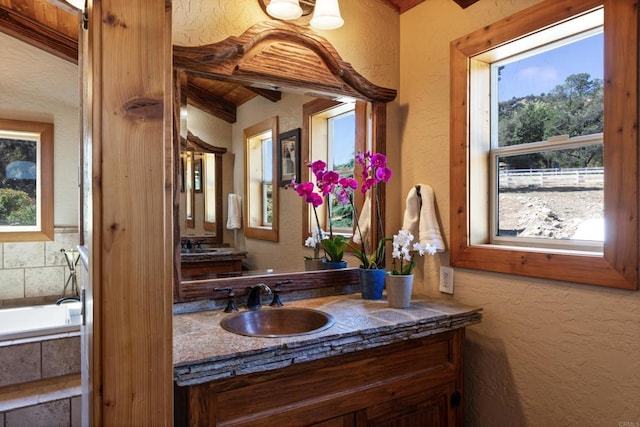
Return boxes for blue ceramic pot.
[358,268,386,300]
[323,260,347,269]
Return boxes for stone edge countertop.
[173,293,483,386]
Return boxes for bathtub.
[0,302,82,341]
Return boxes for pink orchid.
[376,166,392,183]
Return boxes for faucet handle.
[269,281,288,307]
[214,287,238,313]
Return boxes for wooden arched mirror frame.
[172,21,397,303]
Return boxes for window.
[261,137,273,226]
[0,119,54,242]
[450,0,638,289]
[327,110,356,233]
[183,151,194,228]
[244,117,278,241]
[306,101,359,238]
[490,27,604,251]
[203,153,218,231]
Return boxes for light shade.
[310,0,344,30]
[266,0,303,20]
[66,0,84,9]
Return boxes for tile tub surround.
[0,335,81,426]
[0,335,81,387]
[174,294,482,386]
[0,228,80,303]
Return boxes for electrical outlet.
[439,266,454,294]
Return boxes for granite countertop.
[173,293,482,386]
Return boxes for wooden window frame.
[0,118,54,242]
[450,0,638,290]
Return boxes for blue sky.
[330,112,356,167]
[498,32,603,101]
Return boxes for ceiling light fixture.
[266,0,303,20]
[309,0,344,30]
[262,0,344,30]
[65,0,85,10]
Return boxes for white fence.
[499,167,604,188]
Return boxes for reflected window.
[309,102,358,237]
[327,111,356,233]
[244,117,279,241]
[204,153,216,225]
[262,137,273,226]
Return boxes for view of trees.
[330,158,355,229]
[0,138,37,226]
[497,73,604,169]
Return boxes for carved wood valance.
[173,21,397,103]
[181,131,228,154]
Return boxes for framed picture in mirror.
[278,128,301,187]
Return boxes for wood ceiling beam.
[0,4,78,64]
[247,87,282,103]
[184,81,237,124]
[184,131,228,154]
[452,0,479,8]
[378,0,478,12]
[378,0,423,13]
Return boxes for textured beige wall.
[399,0,640,424]
[174,0,400,270]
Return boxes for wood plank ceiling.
[0,0,479,121]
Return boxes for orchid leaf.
[321,235,348,262]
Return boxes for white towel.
[352,194,371,245]
[401,184,445,252]
[226,193,242,230]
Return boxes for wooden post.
[82,0,173,424]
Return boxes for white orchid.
[391,229,436,275]
[304,228,327,259]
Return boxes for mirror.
[173,21,396,302]
[179,130,226,241]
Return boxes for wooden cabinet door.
[357,383,455,427]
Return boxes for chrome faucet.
[246,283,273,310]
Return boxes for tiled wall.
[0,228,79,306]
[0,334,81,426]
[3,396,80,427]
[0,336,80,387]
[0,335,81,426]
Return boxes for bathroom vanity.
[173,294,482,426]
[180,249,247,279]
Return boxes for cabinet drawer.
[211,330,461,426]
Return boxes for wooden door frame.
[82,0,174,424]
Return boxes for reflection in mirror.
[182,151,194,228]
[277,128,301,187]
[179,132,227,242]
[173,22,396,302]
[244,117,278,242]
[302,99,367,245]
